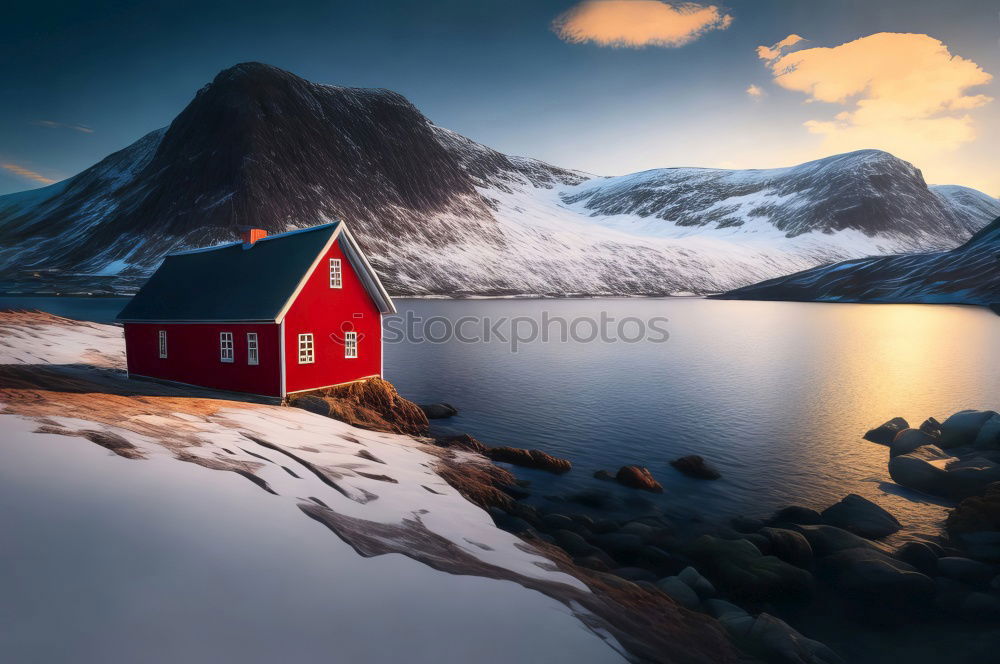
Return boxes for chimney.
[239,227,268,247]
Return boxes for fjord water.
[9,296,998,536]
[384,298,1000,537]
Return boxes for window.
[344,331,358,359]
[158,330,168,358]
[329,258,342,288]
[247,332,259,365]
[220,332,234,363]
[298,333,314,364]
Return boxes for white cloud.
[746,84,764,98]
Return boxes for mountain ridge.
[1,61,997,296]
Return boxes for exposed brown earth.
[288,377,429,435]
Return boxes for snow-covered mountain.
[716,215,1000,308]
[1,62,997,296]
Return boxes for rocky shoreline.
[432,408,1000,664]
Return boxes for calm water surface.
[8,295,999,537]
[383,298,1000,538]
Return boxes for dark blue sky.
[2,0,997,195]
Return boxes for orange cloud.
[553,1,733,48]
[746,84,764,98]
[759,32,993,162]
[2,163,57,185]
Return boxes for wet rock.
[620,521,656,541]
[895,541,941,574]
[552,529,595,557]
[590,518,621,534]
[613,567,658,583]
[973,413,1000,450]
[433,433,487,454]
[919,417,943,438]
[487,507,532,535]
[704,599,754,639]
[888,444,958,497]
[541,513,574,531]
[937,556,995,585]
[670,455,721,480]
[759,527,813,568]
[732,515,766,533]
[794,524,883,556]
[635,545,687,576]
[744,533,772,555]
[820,494,901,538]
[678,566,716,598]
[593,469,615,481]
[615,465,664,493]
[940,410,998,448]
[657,576,701,609]
[683,535,813,601]
[890,428,937,457]
[743,613,845,664]
[419,402,458,419]
[770,505,822,526]
[486,447,572,474]
[821,548,934,606]
[864,417,909,445]
[592,532,644,558]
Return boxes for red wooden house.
[117,222,395,399]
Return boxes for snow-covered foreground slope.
[717,216,1000,308]
[0,62,997,297]
[0,315,632,663]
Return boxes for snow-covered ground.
[0,315,628,663]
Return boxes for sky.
[1,0,998,196]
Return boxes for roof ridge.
[165,221,341,257]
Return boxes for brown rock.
[670,455,721,480]
[615,466,664,493]
[486,447,572,474]
[433,433,488,454]
[288,377,428,435]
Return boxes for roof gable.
[117,222,395,322]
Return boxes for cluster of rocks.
[866,410,1000,500]
[592,455,722,493]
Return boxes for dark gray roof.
[117,223,340,322]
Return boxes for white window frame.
[329,258,342,289]
[298,333,314,364]
[247,332,259,365]
[158,330,168,358]
[344,331,358,359]
[220,332,234,363]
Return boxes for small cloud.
[746,84,764,98]
[759,32,993,161]
[33,120,94,134]
[552,0,733,48]
[2,162,57,185]
[756,34,804,61]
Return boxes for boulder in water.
[669,455,721,480]
[940,410,998,448]
[769,505,823,526]
[656,576,701,609]
[821,547,935,607]
[794,524,885,556]
[759,527,814,568]
[937,556,995,585]
[419,402,458,419]
[486,447,572,474]
[820,494,901,538]
[615,465,664,493]
[683,535,813,601]
[864,417,909,445]
[890,428,937,457]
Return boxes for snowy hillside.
[717,216,1000,307]
[0,62,996,296]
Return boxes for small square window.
[247,332,259,365]
[158,330,168,358]
[329,258,342,289]
[344,331,358,359]
[298,333,314,364]
[220,332,234,363]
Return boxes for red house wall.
[124,322,282,397]
[282,237,383,394]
